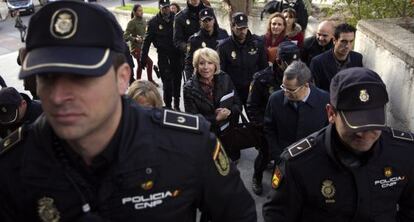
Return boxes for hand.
[135,36,143,43]
[215,108,231,121]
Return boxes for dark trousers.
[158,53,182,107]
[253,138,270,181]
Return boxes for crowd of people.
[0,0,413,221]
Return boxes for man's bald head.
[316,20,335,47]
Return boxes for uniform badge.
[141,180,154,190]
[51,8,78,39]
[201,42,206,48]
[159,24,163,30]
[1,106,7,113]
[359,89,369,102]
[231,51,236,59]
[38,197,61,222]
[213,139,230,176]
[321,180,336,203]
[248,48,257,55]
[186,44,191,53]
[384,167,392,177]
[271,166,282,189]
[186,19,190,25]
[269,86,274,95]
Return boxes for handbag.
[218,111,264,151]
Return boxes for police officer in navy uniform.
[246,41,300,195]
[141,0,182,110]
[217,12,268,105]
[263,67,414,222]
[0,2,257,221]
[184,7,228,80]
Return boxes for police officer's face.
[327,104,382,152]
[316,22,334,46]
[333,32,355,59]
[188,0,200,6]
[197,57,216,80]
[270,16,285,36]
[36,64,130,142]
[201,17,215,33]
[232,25,248,43]
[160,5,170,16]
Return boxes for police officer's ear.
[115,63,131,95]
[326,104,336,124]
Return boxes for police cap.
[0,87,22,124]
[330,67,389,132]
[159,0,170,7]
[199,7,215,21]
[19,1,125,79]
[278,41,299,63]
[231,12,248,28]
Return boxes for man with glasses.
[183,7,228,80]
[246,40,299,195]
[301,20,335,66]
[310,23,363,92]
[263,61,329,165]
[263,67,414,222]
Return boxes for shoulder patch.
[390,128,414,142]
[271,165,283,189]
[213,139,230,176]
[287,138,312,158]
[162,109,200,132]
[0,127,23,155]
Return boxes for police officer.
[246,40,299,195]
[173,0,206,60]
[263,67,414,222]
[141,0,182,110]
[217,12,268,105]
[0,2,257,221]
[184,7,228,80]
[0,87,42,139]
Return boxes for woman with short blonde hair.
[184,48,242,160]
[127,80,163,108]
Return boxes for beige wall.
[355,19,414,131]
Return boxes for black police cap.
[330,67,389,132]
[278,41,299,62]
[0,87,22,124]
[19,1,125,79]
[159,0,170,7]
[232,12,248,28]
[199,7,215,21]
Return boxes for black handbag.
[218,111,264,151]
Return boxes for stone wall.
[355,18,414,131]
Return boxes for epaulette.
[154,109,201,133]
[281,134,318,160]
[0,127,23,155]
[390,128,414,142]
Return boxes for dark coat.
[141,12,179,62]
[0,97,256,222]
[301,35,333,67]
[184,26,229,79]
[246,65,284,124]
[263,86,329,159]
[263,125,414,222]
[183,72,242,133]
[217,32,268,104]
[310,49,363,91]
[173,2,206,54]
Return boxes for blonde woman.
[184,47,242,160]
[127,80,163,108]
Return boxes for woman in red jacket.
[282,8,304,48]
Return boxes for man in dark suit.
[310,23,363,92]
[264,61,329,162]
